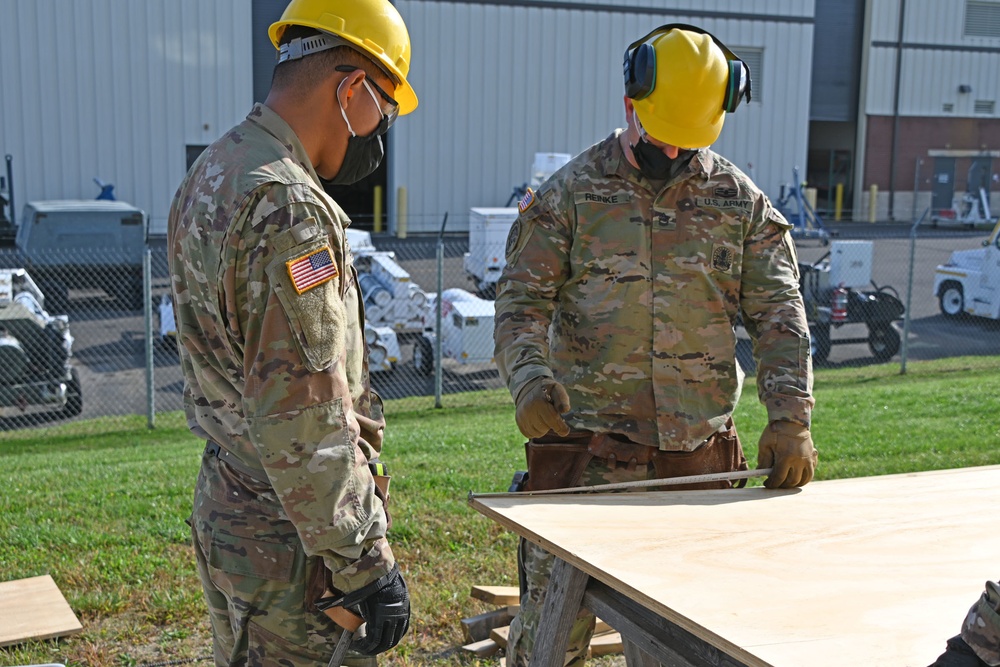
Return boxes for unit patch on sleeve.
[711,244,735,272]
[517,187,537,214]
[286,246,338,294]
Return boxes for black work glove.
[927,635,990,667]
[350,566,410,656]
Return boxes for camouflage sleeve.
[494,191,571,402]
[963,580,1000,665]
[739,196,815,427]
[230,189,393,594]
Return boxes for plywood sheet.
[470,465,1000,667]
[0,575,82,647]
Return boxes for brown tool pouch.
[650,418,748,490]
[524,433,594,491]
[587,433,657,470]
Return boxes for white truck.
[463,152,572,298]
[413,288,495,375]
[933,218,1000,319]
[463,207,518,298]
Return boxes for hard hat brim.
[269,20,418,115]
[633,101,723,150]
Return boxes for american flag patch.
[286,246,338,294]
[517,187,536,213]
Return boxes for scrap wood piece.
[489,624,510,648]
[461,607,514,643]
[594,618,611,635]
[461,637,501,657]
[590,631,623,656]
[470,585,520,606]
[0,575,82,648]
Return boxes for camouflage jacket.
[494,130,814,451]
[167,103,393,593]
[963,580,1000,665]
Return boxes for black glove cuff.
[316,563,399,611]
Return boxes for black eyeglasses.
[335,65,399,131]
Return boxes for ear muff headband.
[623,23,753,113]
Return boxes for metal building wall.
[0,0,254,236]
[864,0,1000,117]
[856,0,1000,219]
[392,0,815,233]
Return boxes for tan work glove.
[514,377,571,438]
[756,420,818,489]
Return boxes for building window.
[735,47,764,103]
[186,145,209,171]
[943,102,955,113]
[965,1,1000,38]
[974,100,996,114]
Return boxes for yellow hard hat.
[269,0,418,115]
[624,24,751,149]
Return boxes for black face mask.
[326,132,384,185]
[325,78,388,186]
[631,137,695,182]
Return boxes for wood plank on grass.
[470,585,520,605]
[489,624,510,648]
[460,607,513,643]
[0,575,82,648]
[590,631,623,656]
[461,637,501,657]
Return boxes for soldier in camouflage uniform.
[167,1,417,665]
[929,581,1000,666]
[494,25,817,667]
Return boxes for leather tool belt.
[523,418,748,492]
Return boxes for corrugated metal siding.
[392,1,814,232]
[864,0,1000,117]
[0,0,254,236]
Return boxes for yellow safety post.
[373,185,383,233]
[804,187,818,216]
[834,183,843,221]
[397,187,408,239]
[869,184,878,224]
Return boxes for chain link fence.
[0,212,997,435]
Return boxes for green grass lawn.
[1,357,999,667]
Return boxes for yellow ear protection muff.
[623,23,752,113]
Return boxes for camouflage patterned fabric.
[169,103,393,665]
[495,130,814,452]
[495,130,813,667]
[963,580,1000,665]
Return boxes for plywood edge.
[0,574,83,648]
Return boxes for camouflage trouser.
[506,424,746,667]
[962,581,1000,666]
[190,449,375,667]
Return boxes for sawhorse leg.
[531,556,751,667]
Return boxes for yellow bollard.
[396,187,407,239]
[868,184,878,224]
[804,187,818,215]
[373,185,383,233]
[834,183,843,221]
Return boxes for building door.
[931,157,955,214]
[967,157,992,196]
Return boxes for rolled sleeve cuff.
[765,396,813,429]
[326,537,396,594]
[512,369,554,404]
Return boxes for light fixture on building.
[958,84,973,93]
